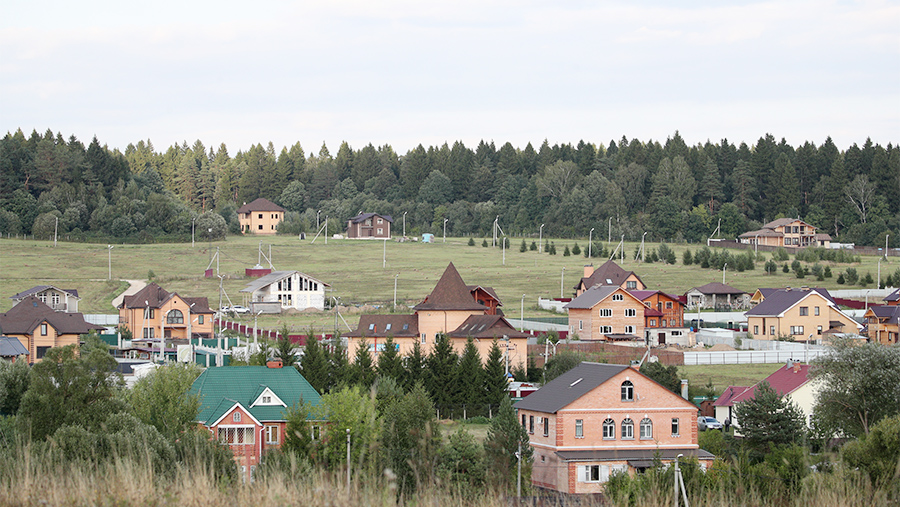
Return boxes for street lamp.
[317,210,321,229]
[520,294,526,332]
[539,224,545,254]
[443,218,448,243]
[589,228,594,258]
[608,217,612,246]
[208,227,212,261]
[107,245,113,280]
[722,263,727,284]
[560,267,566,298]
[402,211,407,238]
[54,216,58,247]
[393,273,399,310]
[192,217,196,247]
[641,231,647,262]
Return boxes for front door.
[658,332,666,345]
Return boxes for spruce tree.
[454,337,485,412]
[483,340,507,414]
[572,243,581,256]
[352,338,376,389]
[403,341,426,391]
[326,345,351,392]
[484,396,533,493]
[519,239,527,252]
[529,241,537,251]
[563,245,570,256]
[300,333,329,394]
[426,334,458,414]
[376,335,404,383]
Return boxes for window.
[377,218,383,224]
[649,319,656,327]
[218,426,254,445]
[233,412,242,423]
[599,308,612,317]
[167,309,184,324]
[754,325,759,335]
[385,323,392,331]
[377,228,383,234]
[529,415,534,434]
[621,418,634,439]
[799,307,808,316]
[600,326,612,334]
[624,325,635,334]
[36,346,50,359]
[612,294,624,301]
[661,319,667,327]
[621,381,634,401]
[770,325,776,336]
[198,315,204,325]
[543,417,549,437]
[575,419,583,438]
[602,418,615,439]
[625,308,637,317]
[814,306,820,316]
[149,309,155,319]
[51,293,60,307]
[40,323,48,336]
[262,395,271,403]
[640,418,653,439]
[578,320,583,331]
[258,213,263,219]
[522,414,526,428]
[368,323,375,331]
[143,327,155,338]
[666,302,673,309]
[258,224,263,230]
[790,326,804,335]
[626,281,637,289]
[421,334,426,344]
[585,465,601,482]
[311,425,321,440]
[265,425,279,444]
[817,325,823,335]
[671,418,680,437]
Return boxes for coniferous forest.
[1,129,898,247]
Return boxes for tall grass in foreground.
[0,442,892,506]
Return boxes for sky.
[2,0,898,155]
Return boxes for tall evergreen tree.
[484,395,533,494]
[351,339,376,389]
[482,339,507,413]
[300,333,329,394]
[773,153,800,217]
[426,334,458,412]
[403,341,426,391]
[376,335,404,383]
[454,337,484,410]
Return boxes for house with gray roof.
[241,270,330,313]
[10,285,80,312]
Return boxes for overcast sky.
[3,1,898,155]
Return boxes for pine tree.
[403,341,426,391]
[326,345,351,392]
[733,381,805,456]
[468,237,475,246]
[299,333,329,394]
[572,243,581,256]
[454,337,485,412]
[484,396,533,493]
[482,340,507,414]
[519,239,527,252]
[352,339,376,389]
[548,242,556,255]
[426,334,458,413]
[377,335,404,383]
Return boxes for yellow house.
[739,218,831,248]
[237,198,285,234]
[0,295,101,363]
[344,263,529,371]
[744,287,861,342]
[863,305,900,345]
[118,283,215,342]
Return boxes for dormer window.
[385,323,392,331]
[612,294,624,301]
[621,381,634,402]
[402,324,409,330]
[368,323,375,331]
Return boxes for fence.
[684,349,827,365]
[216,319,336,346]
[528,342,684,368]
[707,239,899,257]
[697,331,827,351]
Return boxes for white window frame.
[265,425,279,444]
[575,419,583,438]
[621,418,634,440]
[671,418,680,437]
[640,418,653,440]
[624,308,637,317]
[612,294,624,301]
[602,418,615,439]
[624,325,636,334]
[599,308,612,317]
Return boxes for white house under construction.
[240,271,331,313]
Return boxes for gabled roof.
[730,363,811,404]
[865,305,900,324]
[711,385,750,407]
[745,288,836,317]
[240,270,330,294]
[237,198,285,213]
[344,314,419,338]
[577,260,643,291]
[467,285,502,305]
[628,290,683,305]
[349,212,394,223]
[739,228,784,238]
[447,314,530,339]
[413,263,486,312]
[190,366,322,426]
[884,289,900,303]
[688,282,746,296]
[0,335,29,357]
[753,287,834,306]
[514,362,629,414]
[10,285,79,301]
[564,285,642,310]
[121,283,171,309]
[761,218,814,230]
[0,296,102,335]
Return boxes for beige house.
[238,198,285,235]
[118,283,215,342]
[739,218,831,248]
[574,260,645,297]
[9,285,81,313]
[0,296,101,363]
[564,286,646,341]
[744,287,861,342]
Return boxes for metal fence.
[684,349,826,365]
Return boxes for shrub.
[571,243,581,255]
[683,249,693,265]
[468,237,475,246]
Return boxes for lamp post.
[402,211,407,238]
[641,231,647,262]
[253,311,263,351]
[443,218,448,243]
[722,263,727,284]
[886,234,890,261]
[317,210,321,229]
[161,308,176,363]
[393,273,399,310]
[192,217,196,247]
[560,267,565,298]
[589,228,594,258]
[54,216,58,247]
[539,223,544,254]
[608,217,612,246]
[107,245,113,280]
[382,238,387,268]
[520,294,526,332]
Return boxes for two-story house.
[189,361,322,480]
[574,260,646,297]
[10,285,81,312]
[744,287,861,342]
[0,296,102,363]
[630,290,690,346]
[515,362,713,493]
[739,218,831,248]
[237,198,285,235]
[564,286,646,341]
[863,305,900,345]
[347,213,392,239]
[344,263,529,370]
[118,283,215,343]
[240,270,330,313]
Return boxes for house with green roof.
[189,362,322,479]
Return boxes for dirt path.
[111,279,147,309]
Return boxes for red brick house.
[347,213,392,239]
[630,290,690,346]
[564,286,646,341]
[515,362,713,493]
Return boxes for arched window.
[621,380,634,402]
[167,309,184,324]
[640,418,653,439]
[621,418,634,439]
[602,418,615,439]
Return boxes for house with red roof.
[721,360,819,430]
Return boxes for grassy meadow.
[1,235,893,335]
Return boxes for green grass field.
[680,363,782,393]
[1,235,893,335]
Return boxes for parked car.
[220,305,250,315]
[698,416,723,431]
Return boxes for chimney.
[793,361,801,374]
[266,359,283,369]
[801,286,810,291]
[681,379,689,400]
[584,265,594,278]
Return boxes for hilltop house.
[574,260,646,297]
[238,198,285,235]
[189,362,322,480]
[347,213,393,239]
[118,283,215,343]
[739,218,831,248]
[744,287,861,342]
[240,270,330,313]
[564,286,646,342]
[344,263,529,370]
[515,362,713,493]
[0,296,102,363]
[10,285,80,312]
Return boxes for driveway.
[111,279,147,309]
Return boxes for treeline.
[1,129,898,246]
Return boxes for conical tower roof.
[413,263,486,312]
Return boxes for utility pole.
[539,223,544,253]
[589,227,594,258]
[560,267,565,298]
[520,294,526,332]
[346,428,351,499]
[516,441,522,499]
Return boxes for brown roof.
[0,296,102,336]
[447,314,529,339]
[577,260,643,291]
[413,263,486,312]
[237,198,285,213]
[344,314,419,338]
[689,282,746,296]
[121,283,212,314]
